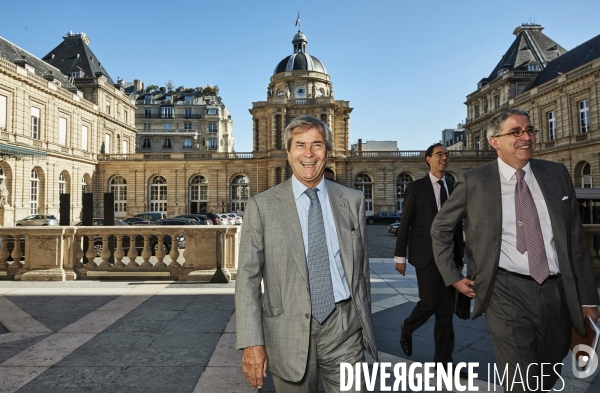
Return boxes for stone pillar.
[0,205,15,226]
[19,227,71,281]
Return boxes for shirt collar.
[497,157,532,181]
[291,174,327,200]
[429,172,445,185]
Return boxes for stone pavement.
[0,260,599,392]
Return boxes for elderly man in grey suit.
[235,115,377,392]
[431,108,600,392]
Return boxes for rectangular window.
[183,138,193,149]
[494,95,500,109]
[122,140,128,154]
[184,109,192,119]
[161,107,173,118]
[475,136,481,151]
[474,106,480,119]
[144,95,152,104]
[0,95,6,129]
[144,108,152,119]
[31,107,40,139]
[124,110,128,123]
[58,117,67,145]
[163,123,172,130]
[207,108,217,115]
[105,134,111,154]
[208,123,217,133]
[142,138,151,149]
[579,100,590,133]
[143,123,150,130]
[208,137,217,150]
[71,72,79,78]
[163,138,172,148]
[184,123,192,130]
[81,125,88,151]
[106,100,111,114]
[547,111,556,141]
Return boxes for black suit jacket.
[395,175,463,269]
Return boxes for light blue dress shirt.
[291,175,351,302]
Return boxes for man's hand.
[242,345,268,389]
[453,278,476,298]
[582,306,600,324]
[396,262,406,276]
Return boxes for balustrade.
[0,225,241,281]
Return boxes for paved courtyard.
[0,225,598,392]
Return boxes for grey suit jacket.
[431,159,599,335]
[235,178,377,382]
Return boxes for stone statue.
[0,179,9,206]
[330,87,334,98]
[312,84,316,97]
[285,87,290,99]
[267,87,272,98]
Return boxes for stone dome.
[273,30,327,75]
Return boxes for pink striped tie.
[515,169,549,284]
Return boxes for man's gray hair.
[486,108,531,139]
[284,115,333,152]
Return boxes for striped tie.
[305,188,335,323]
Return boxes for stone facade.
[0,34,136,225]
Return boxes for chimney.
[133,79,143,92]
[358,139,362,152]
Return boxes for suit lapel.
[327,182,354,284]
[424,176,438,212]
[274,180,309,285]
[530,160,568,251]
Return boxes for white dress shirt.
[497,158,560,275]
[291,175,351,302]
[394,172,448,264]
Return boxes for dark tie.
[515,169,549,284]
[304,188,335,324]
[437,180,448,207]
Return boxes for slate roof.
[41,32,115,85]
[487,24,565,81]
[0,35,74,89]
[527,32,600,90]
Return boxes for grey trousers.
[272,299,366,393]
[485,270,571,393]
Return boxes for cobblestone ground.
[366,223,397,258]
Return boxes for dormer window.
[144,95,152,104]
[164,95,172,103]
[71,72,80,78]
[527,62,541,71]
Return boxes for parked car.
[175,214,213,225]
[153,218,200,226]
[388,222,400,235]
[203,213,224,225]
[122,217,155,225]
[366,212,401,225]
[218,214,235,225]
[225,213,243,225]
[16,214,58,226]
[134,212,167,221]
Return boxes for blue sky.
[1,0,599,152]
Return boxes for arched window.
[582,163,592,188]
[189,175,208,213]
[149,176,167,212]
[110,176,127,217]
[81,176,88,194]
[230,175,249,212]
[445,172,456,183]
[58,173,66,195]
[162,138,172,149]
[396,173,413,213]
[142,138,151,149]
[30,169,39,214]
[277,89,284,97]
[183,138,193,150]
[354,173,374,215]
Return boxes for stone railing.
[0,226,241,282]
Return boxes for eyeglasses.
[492,127,539,138]
[431,152,450,158]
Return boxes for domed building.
[251,30,351,160]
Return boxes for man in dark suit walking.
[393,143,464,367]
[431,108,600,391]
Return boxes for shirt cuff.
[394,256,406,264]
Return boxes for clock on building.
[295,86,307,98]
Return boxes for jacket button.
[305,313,310,319]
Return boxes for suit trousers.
[272,299,365,393]
[404,260,455,364]
[485,270,571,393]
